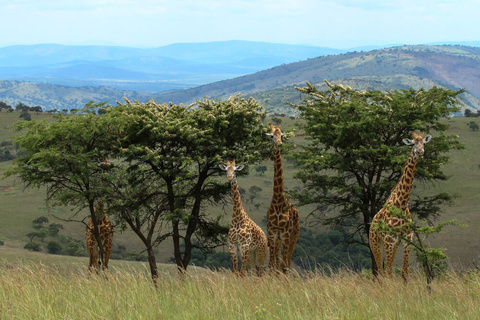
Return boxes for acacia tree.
[5,102,120,268]
[104,95,270,273]
[6,96,270,279]
[290,81,464,271]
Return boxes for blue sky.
[1,0,479,49]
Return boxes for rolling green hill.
[156,45,480,115]
[1,112,480,270]
[1,45,479,116]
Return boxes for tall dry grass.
[1,261,480,319]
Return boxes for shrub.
[46,241,62,254]
[24,242,41,252]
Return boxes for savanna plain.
[1,261,480,319]
[2,112,480,319]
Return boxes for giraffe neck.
[231,178,248,221]
[273,146,285,201]
[387,148,418,210]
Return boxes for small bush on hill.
[24,242,41,252]
[46,241,62,254]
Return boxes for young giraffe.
[219,160,268,276]
[86,202,114,272]
[266,123,300,273]
[369,130,432,281]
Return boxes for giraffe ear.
[218,164,227,171]
[236,165,244,171]
[402,138,414,146]
[424,135,432,143]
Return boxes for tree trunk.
[147,246,159,283]
[89,201,107,270]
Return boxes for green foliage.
[374,205,464,283]
[19,111,32,121]
[468,121,479,131]
[290,81,465,264]
[0,140,16,162]
[293,227,371,271]
[26,232,44,242]
[464,109,480,117]
[254,165,267,175]
[25,218,84,256]
[6,96,270,277]
[23,242,41,251]
[6,103,117,208]
[65,240,88,257]
[47,223,63,236]
[46,241,62,254]
[102,95,270,272]
[32,216,49,229]
[190,248,231,269]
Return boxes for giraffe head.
[219,160,244,182]
[402,130,432,156]
[267,123,283,147]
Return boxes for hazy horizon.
[1,1,479,49]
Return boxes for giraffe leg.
[384,236,400,277]
[280,235,291,273]
[268,232,278,272]
[103,231,113,270]
[257,240,267,277]
[240,247,250,277]
[229,243,239,276]
[275,239,284,272]
[88,248,95,272]
[402,232,413,282]
[248,248,259,277]
[369,229,384,276]
[283,224,299,271]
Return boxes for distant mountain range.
[0,41,345,92]
[153,44,480,114]
[0,42,479,114]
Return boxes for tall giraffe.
[266,123,300,272]
[369,130,432,280]
[86,202,114,272]
[219,160,268,276]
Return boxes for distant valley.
[0,41,344,92]
[0,42,479,114]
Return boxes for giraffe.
[266,123,300,273]
[86,202,114,272]
[369,129,432,281]
[219,160,268,276]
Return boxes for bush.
[46,241,63,254]
[292,227,371,271]
[24,242,41,252]
[65,241,87,257]
[190,248,231,269]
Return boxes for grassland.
[2,110,480,319]
[1,261,480,319]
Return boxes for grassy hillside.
[156,45,480,115]
[0,81,153,111]
[1,112,480,270]
[1,45,480,114]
